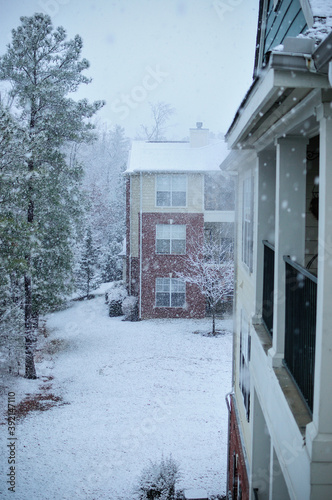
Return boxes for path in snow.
[0,295,232,499]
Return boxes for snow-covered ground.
[0,294,233,499]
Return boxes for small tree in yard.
[75,227,101,299]
[176,235,234,335]
[135,455,181,500]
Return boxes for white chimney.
[189,122,209,148]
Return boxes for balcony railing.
[283,256,317,413]
[262,240,275,337]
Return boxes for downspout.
[225,170,238,499]
[129,175,132,296]
[139,171,143,319]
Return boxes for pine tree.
[0,13,104,378]
[78,124,130,283]
[75,227,100,299]
[0,105,27,373]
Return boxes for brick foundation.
[227,394,250,500]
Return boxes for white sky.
[0,0,259,139]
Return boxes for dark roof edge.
[225,76,260,141]
[226,32,332,141]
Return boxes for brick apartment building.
[124,124,234,319]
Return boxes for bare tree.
[138,101,175,141]
[176,235,234,335]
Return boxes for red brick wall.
[227,395,250,500]
[140,212,206,319]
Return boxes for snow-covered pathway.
[1,296,232,499]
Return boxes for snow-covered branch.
[176,234,234,334]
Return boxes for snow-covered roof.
[309,0,332,18]
[305,0,332,45]
[125,140,229,174]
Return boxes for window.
[239,310,251,421]
[204,173,235,211]
[242,176,253,272]
[156,224,186,254]
[156,174,187,207]
[155,278,186,307]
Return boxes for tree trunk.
[24,154,37,379]
[24,274,37,379]
[212,310,216,335]
[87,268,90,299]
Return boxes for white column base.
[268,347,284,368]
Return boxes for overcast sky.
[0,0,259,139]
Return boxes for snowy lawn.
[0,295,232,499]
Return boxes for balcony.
[283,256,317,413]
[262,242,317,414]
[262,240,275,337]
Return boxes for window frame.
[155,277,186,308]
[155,224,186,255]
[242,175,254,273]
[204,173,235,211]
[239,309,251,422]
[155,174,187,208]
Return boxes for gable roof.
[125,140,229,175]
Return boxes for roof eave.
[124,169,225,175]
[226,54,330,150]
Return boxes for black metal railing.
[262,240,275,337]
[283,256,317,413]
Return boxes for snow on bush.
[104,281,127,303]
[104,281,128,317]
[134,455,182,500]
[122,295,139,321]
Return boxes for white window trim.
[242,174,254,273]
[155,277,186,308]
[155,224,186,255]
[155,174,188,208]
[204,172,235,212]
[239,309,251,421]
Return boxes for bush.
[135,455,181,500]
[122,295,139,321]
[105,281,128,317]
[105,280,127,303]
[108,300,123,317]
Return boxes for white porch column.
[254,149,276,322]
[306,102,332,499]
[250,389,271,500]
[269,447,290,500]
[269,136,308,367]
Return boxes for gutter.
[226,34,332,143]
[312,31,332,85]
